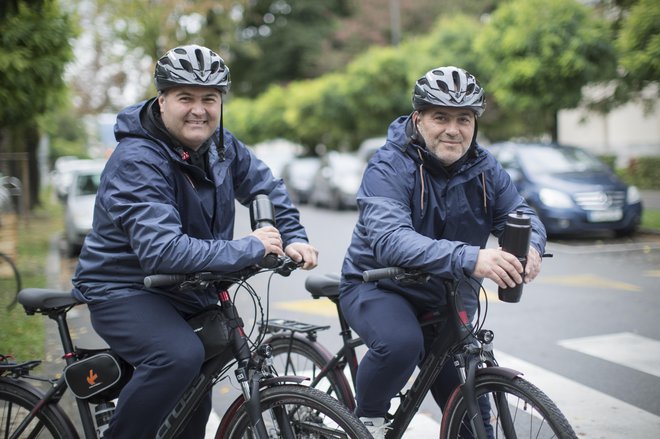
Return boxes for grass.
[0,193,63,362]
[642,209,660,231]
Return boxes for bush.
[618,156,660,189]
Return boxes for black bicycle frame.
[385,284,487,439]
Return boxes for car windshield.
[518,146,607,175]
[76,173,101,196]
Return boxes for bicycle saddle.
[18,288,79,314]
[304,273,340,298]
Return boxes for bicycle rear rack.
[261,319,330,334]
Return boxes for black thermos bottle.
[498,210,531,303]
[250,194,279,268]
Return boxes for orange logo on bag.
[86,369,98,386]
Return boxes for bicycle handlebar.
[144,256,301,289]
[362,267,406,282]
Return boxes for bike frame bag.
[64,349,132,403]
[186,306,233,362]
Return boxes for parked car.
[357,136,387,164]
[63,162,106,257]
[281,157,321,205]
[309,152,364,210]
[488,141,643,237]
[52,158,107,202]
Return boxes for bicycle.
[260,268,578,439]
[0,250,22,310]
[0,256,370,438]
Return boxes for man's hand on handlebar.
[524,247,541,283]
[251,226,285,257]
[285,242,319,270]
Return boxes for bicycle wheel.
[0,251,21,310]
[0,378,78,438]
[217,384,370,438]
[440,373,578,439]
[268,335,355,410]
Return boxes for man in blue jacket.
[340,66,546,437]
[72,44,318,438]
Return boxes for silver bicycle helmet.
[154,44,230,93]
[412,66,485,117]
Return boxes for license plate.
[588,209,623,222]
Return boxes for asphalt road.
[45,203,660,438]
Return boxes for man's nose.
[445,119,460,135]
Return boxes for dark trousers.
[339,281,473,419]
[88,293,211,439]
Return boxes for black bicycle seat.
[18,288,79,314]
[304,273,340,299]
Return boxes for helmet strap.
[216,103,226,162]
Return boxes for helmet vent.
[194,48,205,71]
[179,59,194,74]
[451,70,461,91]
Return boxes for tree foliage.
[474,0,617,141]
[0,0,75,207]
[616,0,660,96]
[0,0,75,132]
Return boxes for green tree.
[475,0,617,141]
[616,0,660,99]
[0,0,75,206]
[227,0,352,96]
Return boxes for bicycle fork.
[221,290,296,439]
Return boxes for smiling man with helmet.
[71,45,318,438]
[339,66,546,437]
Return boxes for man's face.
[158,86,222,150]
[414,107,476,166]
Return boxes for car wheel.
[614,226,637,238]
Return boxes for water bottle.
[250,194,279,268]
[498,210,531,303]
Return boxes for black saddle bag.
[186,306,233,362]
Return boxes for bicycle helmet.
[412,66,485,117]
[154,44,230,93]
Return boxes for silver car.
[63,163,106,257]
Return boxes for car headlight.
[538,188,574,208]
[627,185,641,204]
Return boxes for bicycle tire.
[216,384,370,438]
[440,373,578,439]
[0,378,79,439]
[0,250,21,310]
[267,334,355,410]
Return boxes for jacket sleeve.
[357,156,479,280]
[227,135,309,246]
[100,146,265,274]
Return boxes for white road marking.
[495,350,660,438]
[558,332,660,378]
[205,409,220,438]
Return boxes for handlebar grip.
[362,267,406,282]
[144,274,187,288]
[260,253,280,269]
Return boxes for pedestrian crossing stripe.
[495,350,660,438]
[558,332,660,378]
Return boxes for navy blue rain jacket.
[72,99,309,308]
[341,115,546,311]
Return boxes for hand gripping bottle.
[250,194,279,268]
[498,210,531,303]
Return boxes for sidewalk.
[641,190,660,210]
